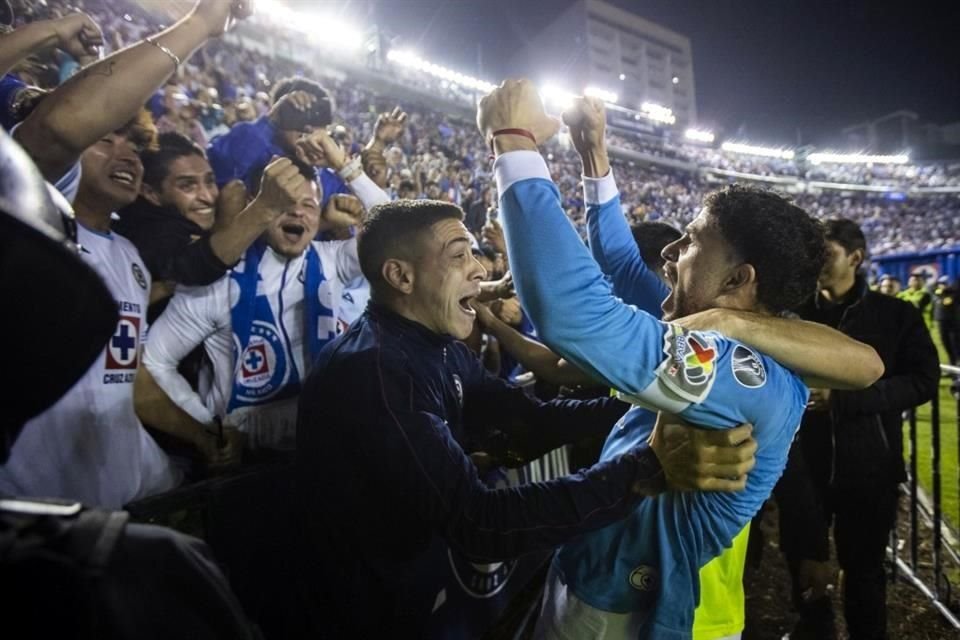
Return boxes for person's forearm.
[579,148,609,179]
[134,365,208,450]
[721,311,884,389]
[16,12,210,180]
[0,21,60,77]
[495,148,666,395]
[208,200,273,266]
[483,314,593,387]
[345,170,390,209]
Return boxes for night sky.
[318,0,960,147]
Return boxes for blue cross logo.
[245,349,263,372]
[112,323,136,362]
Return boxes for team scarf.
[227,239,333,411]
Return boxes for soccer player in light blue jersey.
[476,80,883,639]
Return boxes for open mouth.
[281,223,306,242]
[192,207,215,219]
[109,169,136,187]
[458,292,478,317]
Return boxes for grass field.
[912,331,959,531]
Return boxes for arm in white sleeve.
[345,170,391,209]
[142,285,220,425]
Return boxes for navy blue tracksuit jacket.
[296,303,664,637]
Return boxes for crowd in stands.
[3,0,956,259]
[0,1,955,639]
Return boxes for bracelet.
[338,155,364,182]
[489,128,537,153]
[145,36,180,74]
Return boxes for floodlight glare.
[684,128,715,143]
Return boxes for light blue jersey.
[495,152,807,639]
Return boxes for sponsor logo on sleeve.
[654,325,718,403]
[731,344,767,389]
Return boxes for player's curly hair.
[705,184,826,313]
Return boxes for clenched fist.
[323,194,364,229]
[477,79,560,153]
[563,96,607,160]
[296,128,346,170]
[254,156,305,217]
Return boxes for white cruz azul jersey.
[144,238,361,450]
[0,224,180,508]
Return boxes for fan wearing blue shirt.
[206,76,350,208]
[476,80,882,639]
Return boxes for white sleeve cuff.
[347,172,391,210]
[493,151,551,196]
[582,170,619,205]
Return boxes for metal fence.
[892,364,960,628]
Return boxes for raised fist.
[477,79,560,152]
[296,128,346,170]
[254,156,305,216]
[51,12,103,62]
[190,0,254,39]
[562,96,607,157]
[323,194,364,229]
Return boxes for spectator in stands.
[0,0,253,509]
[477,83,882,638]
[776,218,940,639]
[0,10,101,80]
[878,273,901,296]
[137,155,380,460]
[206,76,354,205]
[296,197,764,638]
[0,123,258,640]
[0,108,181,507]
[933,275,959,366]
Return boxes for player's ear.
[723,263,756,295]
[382,258,415,295]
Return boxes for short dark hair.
[141,132,206,189]
[823,218,867,258]
[705,184,826,313]
[359,199,464,295]
[398,179,417,194]
[270,76,333,127]
[631,221,681,272]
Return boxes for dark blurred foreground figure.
[0,128,257,639]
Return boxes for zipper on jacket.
[876,415,890,452]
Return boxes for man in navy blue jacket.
[296,199,758,638]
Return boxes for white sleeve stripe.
[493,151,551,196]
[616,383,692,414]
[582,170,619,205]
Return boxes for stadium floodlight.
[257,0,364,51]
[584,86,618,104]
[640,102,676,125]
[721,141,795,160]
[540,84,576,110]
[684,128,715,143]
[807,152,910,165]
[385,49,496,93]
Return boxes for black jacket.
[114,199,229,289]
[795,276,940,486]
[296,304,661,638]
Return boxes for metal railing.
[892,364,960,628]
